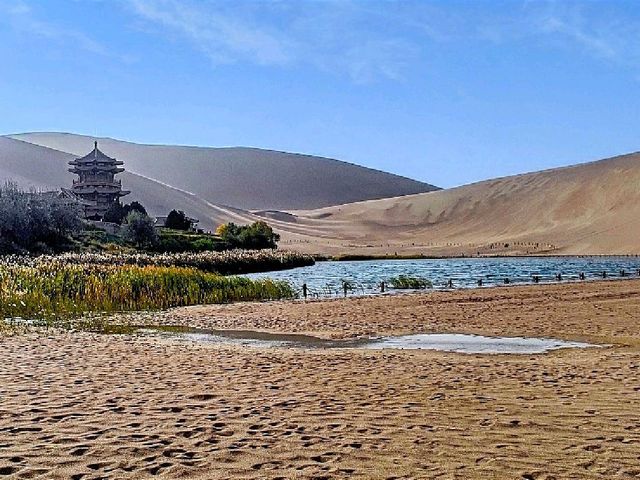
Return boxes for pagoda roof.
[69,141,124,165]
[68,166,124,173]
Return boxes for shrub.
[388,275,432,289]
[216,221,280,250]
[0,182,83,254]
[122,212,158,247]
[103,201,148,224]
[165,209,194,230]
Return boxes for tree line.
[0,183,281,254]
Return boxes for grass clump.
[388,275,432,290]
[5,249,314,276]
[0,262,295,324]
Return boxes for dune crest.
[8,132,437,210]
[2,134,639,254]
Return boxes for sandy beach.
[1,280,639,479]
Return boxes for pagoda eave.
[68,167,124,173]
[68,161,124,166]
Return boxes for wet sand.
[1,280,639,479]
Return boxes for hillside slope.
[0,137,264,232]
[2,134,639,255]
[289,152,640,255]
[8,132,438,210]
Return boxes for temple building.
[68,141,130,219]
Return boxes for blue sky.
[0,0,639,188]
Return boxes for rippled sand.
[1,280,639,479]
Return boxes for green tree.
[103,201,148,224]
[0,182,83,253]
[165,210,192,230]
[128,201,147,216]
[122,212,158,248]
[103,201,125,224]
[217,221,279,250]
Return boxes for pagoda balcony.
[73,179,122,187]
[71,185,124,195]
[69,166,124,173]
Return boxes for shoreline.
[122,278,640,345]
[326,253,640,261]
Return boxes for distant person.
[302,283,308,299]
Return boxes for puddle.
[361,333,595,354]
[139,327,597,354]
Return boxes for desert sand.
[4,133,640,255]
[1,280,639,479]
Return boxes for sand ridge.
[1,280,640,479]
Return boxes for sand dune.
[2,134,639,254]
[8,132,437,210]
[288,151,640,255]
[0,137,262,232]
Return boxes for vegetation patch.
[0,182,83,254]
[216,221,280,250]
[388,275,432,289]
[156,230,227,253]
[6,249,314,275]
[0,261,296,324]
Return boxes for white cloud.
[124,0,421,82]
[126,0,291,66]
[527,2,640,68]
[0,0,130,61]
[122,0,640,82]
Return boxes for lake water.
[246,257,640,297]
[145,328,597,354]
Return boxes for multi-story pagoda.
[68,141,130,219]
